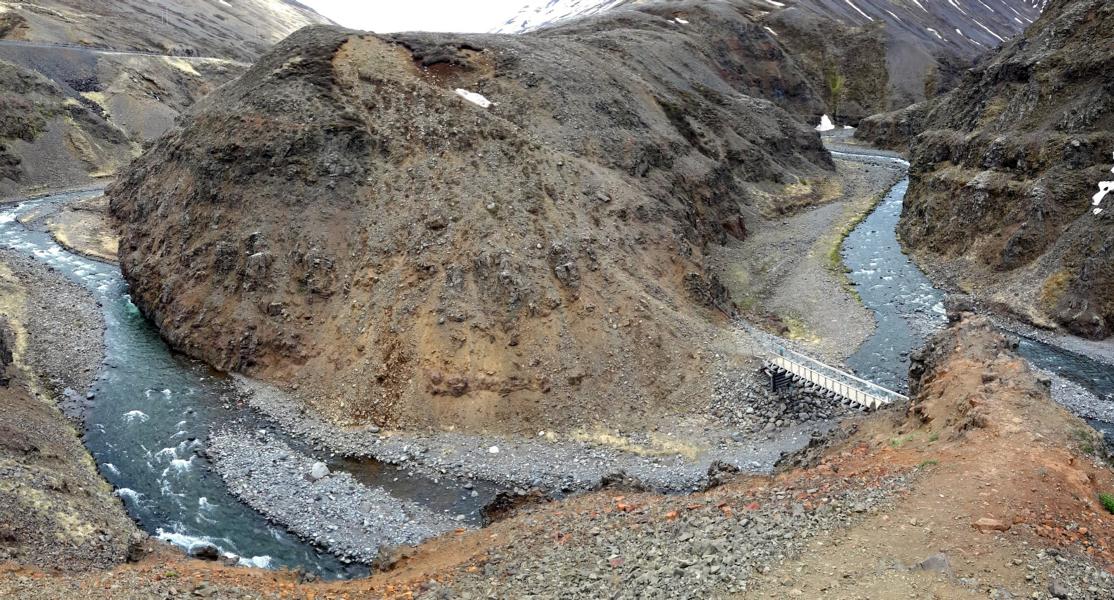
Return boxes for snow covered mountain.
[493,0,631,33]
[493,0,1046,110]
[496,0,1043,54]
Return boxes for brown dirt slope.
[886,0,1114,339]
[108,17,834,435]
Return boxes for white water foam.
[115,488,142,503]
[123,410,149,424]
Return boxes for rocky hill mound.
[892,0,1114,339]
[108,14,834,434]
[494,0,1043,121]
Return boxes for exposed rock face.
[494,0,1044,121]
[894,0,1114,339]
[109,16,833,434]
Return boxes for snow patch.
[764,26,779,37]
[843,0,874,21]
[765,0,786,7]
[455,89,493,108]
[815,114,836,132]
[1092,152,1113,216]
[674,17,689,25]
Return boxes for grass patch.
[570,428,702,460]
[783,314,818,343]
[890,434,915,448]
[928,432,940,443]
[1073,428,1098,455]
[824,189,888,303]
[1099,493,1114,515]
[918,459,939,469]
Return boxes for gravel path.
[207,429,460,565]
[233,376,847,495]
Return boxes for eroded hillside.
[108,11,836,434]
[0,0,329,61]
[0,0,330,199]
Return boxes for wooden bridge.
[763,345,908,411]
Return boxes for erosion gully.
[1,150,1111,578]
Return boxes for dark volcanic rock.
[109,19,833,434]
[893,0,1114,339]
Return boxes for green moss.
[1099,493,1114,514]
[827,189,887,303]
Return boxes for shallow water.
[838,152,1114,439]
[0,192,493,578]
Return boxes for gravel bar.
[233,376,842,495]
[207,429,460,565]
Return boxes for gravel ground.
[0,248,104,422]
[233,375,850,496]
[708,150,906,365]
[207,429,461,566]
[1039,370,1114,424]
[426,470,915,599]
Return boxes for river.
[836,149,1114,441]
[1,151,1111,577]
[0,191,493,579]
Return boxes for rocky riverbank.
[0,247,141,572]
[708,147,907,364]
[206,430,461,566]
[0,247,104,422]
[232,371,855,497]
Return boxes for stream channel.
[1,152,1111,577]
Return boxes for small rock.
[187,542,220,561]
[1048,579,1070,599]
[308,462,330,481]
[973,518,1010,533]
[916,552,951,574]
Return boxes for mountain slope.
[0,0,330,62]
[108,12,834,434]
[896,0,1114,338]
[0,0,331,199]
[495,0,1044,117]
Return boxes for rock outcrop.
[893,0,1114,338]
[109,14,834,434]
